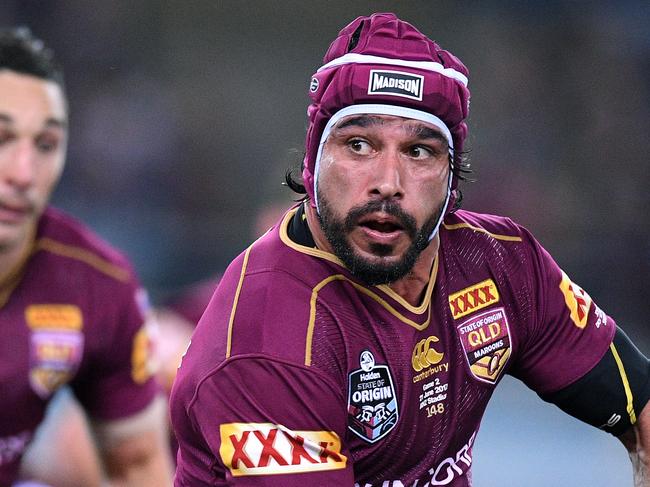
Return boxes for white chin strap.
[314,103,454,240]
[428,169,452,242]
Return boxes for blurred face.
[316,114,450,285]
[0,70,67,252]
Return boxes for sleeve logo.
[448,279,499,319]
[131,320,159,384]
[219,423,346,476]
[559,270,592,329]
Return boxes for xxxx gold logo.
[412,336,444,372]
[25,305,82,330]
[448,279,499,320]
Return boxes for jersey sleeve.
[72,276,159,421]
[171,355,354,486]
[508,225,616,395]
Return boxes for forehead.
[333,113,447,142]
[0,69,67,128]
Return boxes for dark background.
[3,2,648,484]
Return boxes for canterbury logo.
[219,423,346,476]
[448,279,499,319]
[412,336,444,372]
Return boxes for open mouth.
[358,215,404,234]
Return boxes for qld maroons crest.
[347,350,399,443]
[456,307,511,384]
[26,304,84,398]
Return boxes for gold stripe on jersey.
[377,255,438,314]
[306,274,431,366]
[279,209,346,268]
[35,238,130,282]
[226,245,253,359]
[442,222,523,242]
[610,342,637,424]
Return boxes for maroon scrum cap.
[302,13,470,217]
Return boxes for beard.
[316,192,445,286]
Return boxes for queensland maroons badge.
[347,350,399,443]
[456,307,511,384]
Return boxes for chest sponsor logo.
[448,279,499,320]
[456,307,511,384]
[26,304,84,398]
[219,423,346,476]
[354,431,476,486]
[368,69,424,101]
[559,270,592,329]
[348,350,399,443]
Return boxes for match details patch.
[457,307,511,384]
[448,279,499,319]
[348,350,399,443]
[219,423,346,477]
[368,69,424,101]
[559,270,592,329]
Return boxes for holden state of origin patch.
[456,307,511,384]
[347,350,399,443]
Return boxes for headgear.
[302,12,470,221]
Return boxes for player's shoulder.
[441,209,537,246]
[35,206,135,284]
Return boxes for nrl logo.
[368,70,424,101]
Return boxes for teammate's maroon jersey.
[171,205,615,486]
[0,207,158,485]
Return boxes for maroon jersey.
[171,206,615,486]
[0,207,158,485]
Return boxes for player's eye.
[34,134,60,154]
[0,129,15,146]
[348,138,372,155]
[407,145,434,160]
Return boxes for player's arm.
[540,327,650,484]
[171,356,354,486]
[619,401,650,487]
[92,395,174,487]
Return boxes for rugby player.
[170,13,650,486]
[0,28,173,486]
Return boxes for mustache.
[344,200,417,239]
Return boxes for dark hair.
[284,151,474,210]
[0,27,64,88]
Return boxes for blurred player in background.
[171,12,650,486]
[0,27,173,486]
[18,199,290,483]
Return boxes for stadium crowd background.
[3,1,648,485]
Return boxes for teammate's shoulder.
[442,209,527,243]
[35,206,135,283]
